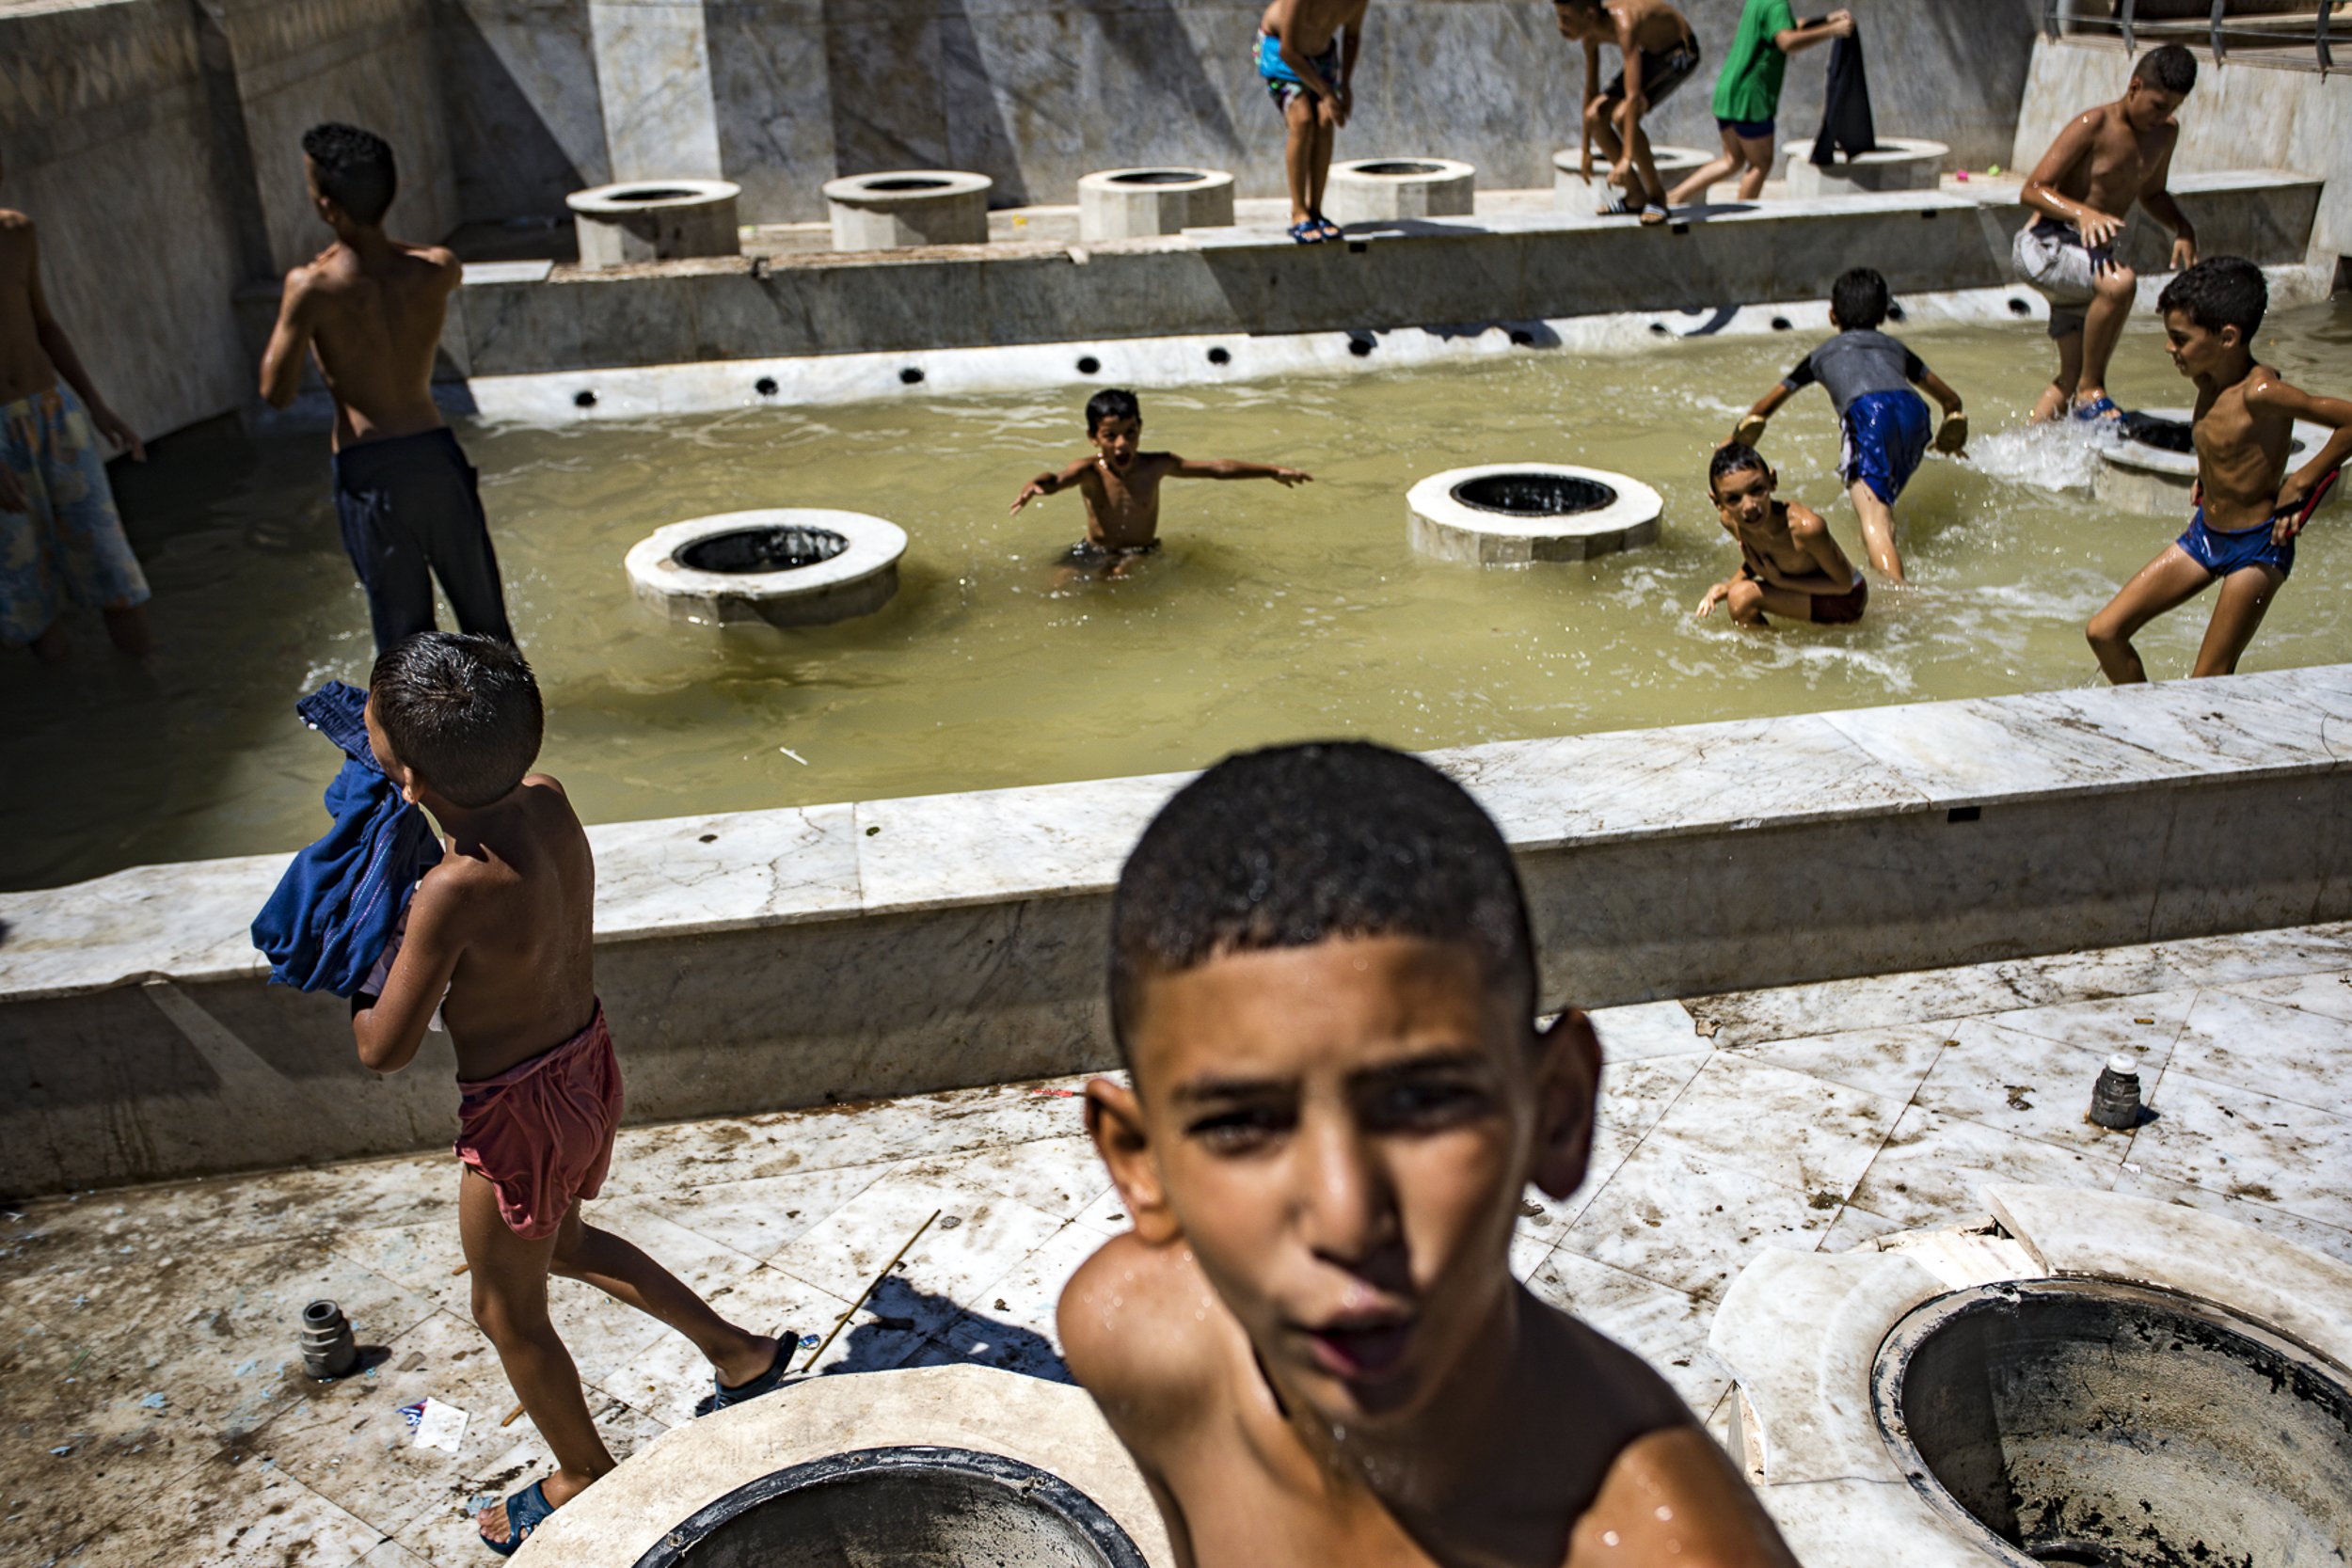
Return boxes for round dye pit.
[565,179,741,270]
[1078,166,1235,241]
[2093,404,2339,516]
[1874,1279,2352,1568]
[632,1446,1149,1568]
[1551,144,1708,209]
[626,508,906,626]
[823,170,993,250]
[1407,463,1661,563]
[1783,136,1950,197]
[1324,156,1475,224]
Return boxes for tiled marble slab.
[1559,1132,1840,1304]
[2129,1067,2352,1230]
[1908,1017,2159,1153]
[2165,987,2352,1114]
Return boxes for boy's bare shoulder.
[1057,1232,1227,1435]
[1781,499,1827,537]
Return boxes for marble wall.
[435,0,611,222]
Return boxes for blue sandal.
[1311,212,1343,241]
[2073,394,2121,421]
[1287,219,1326,245]
[479,1480,556,1558]
[703,1340,795,1415]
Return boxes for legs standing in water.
[462,1174,780,1547]
[2030,327,2087,426]
[2,387,153,663]
[2085,545,2218,683]
[2075,261,2139,417]
[1847,478,1903,584]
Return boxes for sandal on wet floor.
[703,1339,796,1414]
[479,1480,556,1559]
[1287,219,1326,244]
[2072,394,2122,421]
[1595,196,1635,216]
[1640,201,1672,226]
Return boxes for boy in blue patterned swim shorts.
[1257,0,1369,242]
[2088,258,2351,683]
[0,151,151,661]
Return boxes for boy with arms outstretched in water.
[1731,267,1965,583]
[0,149,152,660]
[2087,259,2350,683]
[1696,441,1867,627]
[354,634,789,1555]
[1256,0,1371,242]
[1009,388,1311,578]
[262,123,514,652]
[1061,740,1799,1568]
[2015,43,2198,425]
[1555,0,1702,226]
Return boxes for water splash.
[1969,419,2119,495]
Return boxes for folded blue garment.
[250,681,443,997]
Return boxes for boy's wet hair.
[2131,43,2197,97]
[1709,441,1771,495]
[2158,256,2266,341]
[302,122,397,225]
[1087,388,1141,435]
[1831,267,1891,332]
[370,632,543,808]
[1107,741,1535,1063]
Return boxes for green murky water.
[5,298,2347,891]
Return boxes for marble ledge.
[0,664,2345,1003]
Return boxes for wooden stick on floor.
[798,1209,942,1374]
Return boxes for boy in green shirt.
[1667,2,1851,206]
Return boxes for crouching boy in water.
[2087,259,2351,683]
[354,633,788,1555]
[1060,740,1799,1567]
[1731,267,1965,583]
[1009,388,1311,579]
[1696,441,1866,627]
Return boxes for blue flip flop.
[1287,219,1326,245]
[1311,212,1343,241]
[2073,394,2121,421]
[703,1339,795,1415]
[479,1480,555,1558]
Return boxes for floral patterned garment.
[1,382,150,645]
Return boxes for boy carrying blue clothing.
[1729,267,1964,583]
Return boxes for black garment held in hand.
[1811,28,1877,166]
[332,426,515,652]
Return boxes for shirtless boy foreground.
[1256,0,1370,241]
[1009,388,1311,579]
[354,633,788,1555]
[1556,0,1703,226]
[2087,259,2350,683]
[1062,741,1798,1568]
[2014,43,2198,424]
[262,123,513,652]
[1695,441,1867,627]
[0,150,151,659]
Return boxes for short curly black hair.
[1107,741,1535,1067]
[1831,267,1891,332]
[369,632,542,808]
[1086,388,1141,435]
[2157,256,2266,341]
[1708,440,1771,495]
[302,122,397,225]
[2131,43,2198,98]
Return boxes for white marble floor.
[6,921,2348,1567]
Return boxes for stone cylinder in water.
[302,1298,358,1379]
[2087,1054,2141,1131]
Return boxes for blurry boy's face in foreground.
[1089,934,1597,1432]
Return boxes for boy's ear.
[1529,1008,1601,1201]
[1085,1076,1182,1246]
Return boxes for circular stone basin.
[1356,160,1444,177]
[632,1446,1150,1568]
[1408,463,1660,563]
[1110,170,1201,186]
[2092,404,2335,516]
[864,177,951,191]
[1873,1280,2352,1568]
[565,179,742,270]
[1783,136,1950,196]
[1325,156,1476,225]
[1077,166,1237,241]
[823,170,993,249]
[1551,144,1707,207]
[626,507,906,627]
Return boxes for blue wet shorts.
[1718,116,1775,140]
[1838,388,1932,506]
[1257,30,1341,114]
[2176,508,2294,580]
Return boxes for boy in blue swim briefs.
[1257,0,1370,243]
[1729,267,1965,584]
[1667,2,1852,207]
[2088,258,2351,684]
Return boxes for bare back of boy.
[1067,1236,1785,1567]
[271,238,458,451]
[402,776,596,1081]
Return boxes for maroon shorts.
[454,1004,624,1239]
[1806,576,1868,625]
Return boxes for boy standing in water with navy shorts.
[2087,259,2351,682]
[262,124,514,653]
[1061,740,1800,1567]
[1730,267,1966,583]
[1667,1,1851,206]
[1256,0,1371,242]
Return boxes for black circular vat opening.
[678,526,850,576]
[1110,169,1202,185]
[1769,315,1792,331]
[1206,346,1231,365]
[608,186,700,203]
[1508,328,1534,346]
[1877,1280,2352,1568]
[573,389,597,408]
[1648,322,1672,337]
[754,376,779,397]
[1076,356,1101,374]
[630,1445,1151,1568]
[866,177,952,192]
[899,366,925,385]
[2008,296,2033,315]
[1356,160,1444,177]
[1451,471,1616,516]
[1348,337,1375,357]
[1886,300,1907,322]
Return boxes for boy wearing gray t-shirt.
[1730,267,1965,583]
